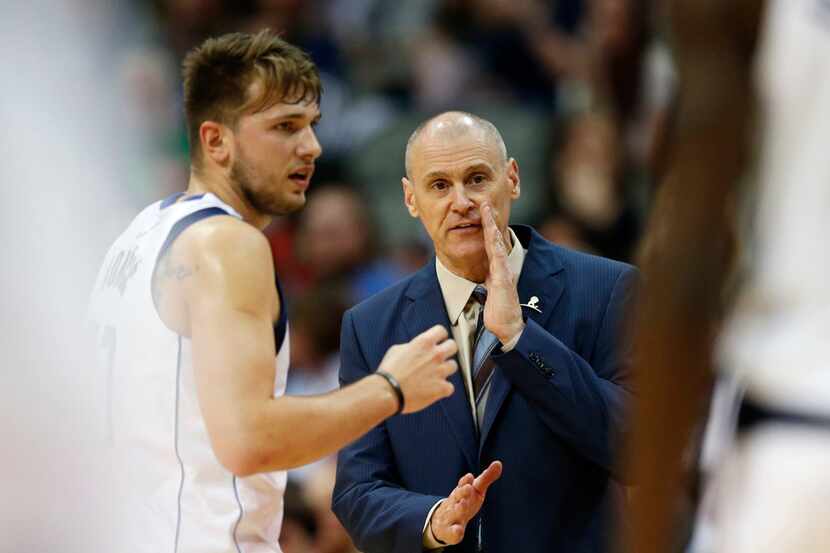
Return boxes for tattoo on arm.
[171,264,195,280]
[152,253,199,306]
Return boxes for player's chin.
[262,193,305,217]
[281,190,308,213]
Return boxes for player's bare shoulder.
[153,215,277,336]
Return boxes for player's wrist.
[374,370,404,415]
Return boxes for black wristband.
[375,370,405,415]
[429,518,448,546]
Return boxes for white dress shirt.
[422,227,526,549]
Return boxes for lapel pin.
[520,296,542,313]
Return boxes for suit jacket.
[332,225,638,553]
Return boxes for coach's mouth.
[449,222,482,233]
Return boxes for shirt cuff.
[500,324,525,352]
[422,499,446,550]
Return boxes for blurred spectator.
[547,109,641,261]
[296,184,405,304]
[410,0,586,109]
[538,213,598,255]
[287,286,348,398]
[280,479,318,553]
[303,460,360,553]
[286,285,347,483]
[586,0,674,169]
[390,239,433,276]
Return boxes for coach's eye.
[432,180,449,191]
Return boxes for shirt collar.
[435,227,527,325]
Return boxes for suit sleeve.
[492,265,639,479]
[332,310,444,553]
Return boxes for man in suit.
[332,111,637,553]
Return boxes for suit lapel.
[479,226,565,450]
[404,262,478,469]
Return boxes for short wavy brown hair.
[182,30,322,165]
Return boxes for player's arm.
[176,217,456,476]
[626,1,763,552]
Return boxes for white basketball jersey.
[719,0,830,415]
[88,193,289,553]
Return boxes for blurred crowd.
[118,1,674,550]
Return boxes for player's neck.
[185,171,272,230]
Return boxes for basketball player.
[627,1,830,552]
[87,31,458,552]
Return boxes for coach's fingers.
[481,203,509,268]
[473,460,503,495]
[448,479,473,504]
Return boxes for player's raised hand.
[480,202,524,344]
[378,325,457,414]
[430,461,504,545]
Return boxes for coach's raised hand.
[430,461,503,546]
[481,202,524,345]
[377,325,458,414]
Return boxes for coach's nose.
[449,183,474,214]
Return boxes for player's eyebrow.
[265,112,310,121]
[260,104,321,121]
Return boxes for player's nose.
[297,127,322,161]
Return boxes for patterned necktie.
[471,285,498,411]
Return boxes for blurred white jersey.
[88,193,289,553]
[719,0,830,416]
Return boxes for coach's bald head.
[404,111,508,180]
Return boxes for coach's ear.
[199,120,231,167]
[402,177,419,218]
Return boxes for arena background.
[1,1,670,551]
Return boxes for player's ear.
[402,177,419,218]
[200,120,231,166]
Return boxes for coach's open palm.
[431,461,503,545]
[480,203,524,345]
[379,325,458,414]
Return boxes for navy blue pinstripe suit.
[332,225,638,553]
